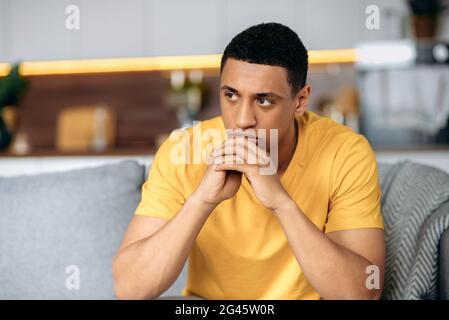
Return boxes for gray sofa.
[0,160,448,299]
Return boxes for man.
[112,22,385,300]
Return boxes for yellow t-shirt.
[134,110,384,300]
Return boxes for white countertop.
[0,149,448,177]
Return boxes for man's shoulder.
[301,111,359,141]
[197,115,225,131]
[173,116,224,142]
[300,111,355,137]
[299,111,373,162]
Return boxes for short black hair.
[220,22,308,94]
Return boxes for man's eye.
[225,92,238,101]
[257,98,273,107]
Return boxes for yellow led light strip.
[0,63,10,76]
[309,48,356,65]
[0,49,355,76]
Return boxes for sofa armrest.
[439,227,449,299]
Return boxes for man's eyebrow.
[220,85,238,93]
[221,86,284,99]
[255,92,283,99]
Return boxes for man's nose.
[236,101,256,129]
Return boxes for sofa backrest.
[1,160,447,299]
[0,160,145,299]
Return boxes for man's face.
[219,58,308,151]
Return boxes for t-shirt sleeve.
[134,138,186,220]
[324,134,384,233]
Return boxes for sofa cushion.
[439,204,449,300]
[378,162,394,189]
[0,160,145,299]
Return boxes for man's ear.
[294,84,311,116]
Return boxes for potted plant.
[407,0,449,39]
[0,64,28,150]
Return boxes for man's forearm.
[273,199,381,300]
[113,194,215,299]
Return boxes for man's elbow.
[113,273,159,300]
[113,278,134,300]
[112,263,135,300]
[355,287,383,300]
[112,258,159,300]
[337,285,383,300]
[369,288,383,300]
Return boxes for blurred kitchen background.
[1,0,449,175]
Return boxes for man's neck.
[277,118,298,176]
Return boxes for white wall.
[0,0,430,62]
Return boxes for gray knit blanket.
[379,161,449,299]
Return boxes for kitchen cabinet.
[150,0,220,56]
[0,0,410,62]
[0,1,7,61]
[75,0,147,59]
[4,0,74,61]
[222,0,305,49]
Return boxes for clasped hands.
[192,134,293,213]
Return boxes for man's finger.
[213,153,246,165]
[226,137,271,166]
[212,137,270,166]
[214,162,252,173]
